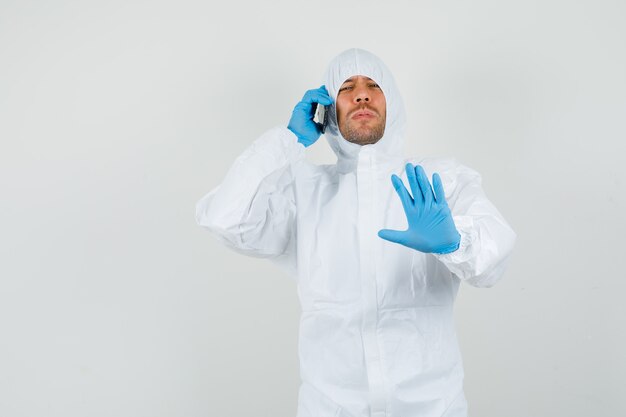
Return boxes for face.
[336,75,387,145]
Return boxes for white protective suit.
[196,48,516,417]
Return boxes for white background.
[1,0,625,416]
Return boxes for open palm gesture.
[378,163,461,254]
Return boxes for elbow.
[195,195,241,242]
[465,225,517,288]
[195,200,215,229]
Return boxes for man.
[196,48,516,417]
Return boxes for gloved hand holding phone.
[379,163,461,254]
[288,85,333,147]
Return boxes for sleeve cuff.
[433,215,477,265]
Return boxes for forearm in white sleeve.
[195,126,304,258]
[434,163,517,288]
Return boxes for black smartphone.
[314,103,329,134]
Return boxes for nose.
[353,86,370,103]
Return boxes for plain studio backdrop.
[1,0,624,416]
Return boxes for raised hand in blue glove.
[378,163,461,254]
[288,86,333,147]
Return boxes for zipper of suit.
[358,148,387,417]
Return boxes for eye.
[338,85,354,93]
[369,83,380,88]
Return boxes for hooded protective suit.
[196,49,516,417]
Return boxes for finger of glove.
[378,229,407,245]
[405,163,423,206]
[318,85,334,102]
[293,101,317,120]
[302,88,333,106]
[391,174,414,212]
[432,172,447,204]
[415,165,434,208]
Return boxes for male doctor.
[196,48,516,417]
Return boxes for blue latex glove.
[288,86,333,147]
[378,163,461,254]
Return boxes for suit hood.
[323,48,407,162]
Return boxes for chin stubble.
[340,117,386,145]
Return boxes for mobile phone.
[314,103,329,134]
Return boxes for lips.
[350,109,377,120]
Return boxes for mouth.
[351,109,377,120]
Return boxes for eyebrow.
[341,76,374,84]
